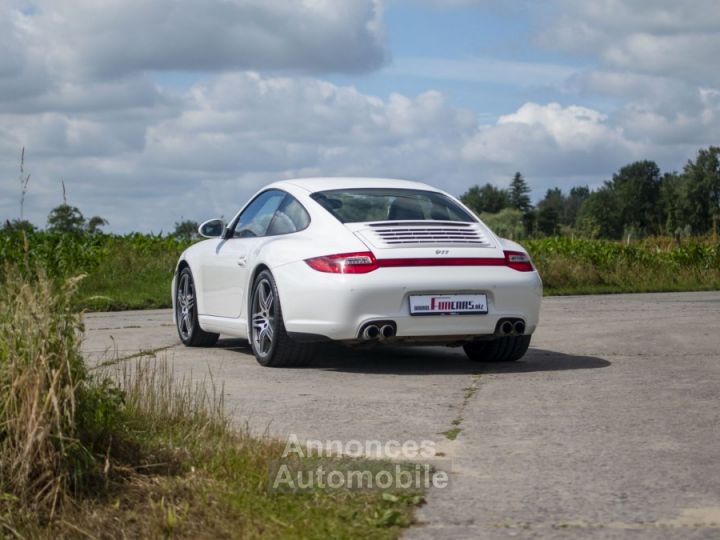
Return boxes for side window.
[267,195,311,236]
[231,190,286,238]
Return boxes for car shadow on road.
[217,339,610,375]
[310,346,610,375]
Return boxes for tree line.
[460,146,720,240]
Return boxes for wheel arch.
[173,259,191,308]
[172,259,190,325]
[176,259,190,274]
[250,263,271,285]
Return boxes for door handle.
[237,256,247,267]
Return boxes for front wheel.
[463,335,531,362]
[176,267,219,347]
[249,270,315,367]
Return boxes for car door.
[201,190,287,318]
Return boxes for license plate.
[409,294,488,316]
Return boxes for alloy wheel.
[176,272,195,340]
[251,278,275,357]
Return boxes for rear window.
[310,188,475,224]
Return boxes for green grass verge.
[36,398,423,538]
[5,362,423,538]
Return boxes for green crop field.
[1,229,719,311]
[526,236,720,295]
[0,230,191,310]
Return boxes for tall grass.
[113,357,228,442]
[0,265,224,520]
[0,267,89,515]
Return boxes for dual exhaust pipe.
[361,322,396,341]
[497,318,525,336]
[360,318,523,341]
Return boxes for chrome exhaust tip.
[380,324,395,339]
[513,321,526,335]
[362,325,380,340]
[500,321,514,335]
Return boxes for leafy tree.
[47,204,86,234]
[610,160,662,235]
[534,185,589,235]
[460,183,510,214]
[659,172,686,234]
[577,188,623,239]
[86,216,109,234]
[3,219,36,233]
[577,162,661,239]
[509,172,532,213]
[537,188,565,236]
[479,208,525,240]
[682,146,720,234]
[173,219,200,240]
[565,186,590,228]
[537,205,560,236]
[45,180,108,234]
[522,209,537,237]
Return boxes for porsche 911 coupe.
[172,178,542,366]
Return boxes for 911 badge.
[409,294,488,315]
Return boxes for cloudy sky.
[1,0,718,232]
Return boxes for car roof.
[272,177,441,193]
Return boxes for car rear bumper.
[273,261,542,342]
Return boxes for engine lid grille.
[363,222,490,247]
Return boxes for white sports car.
[172,178,542,367]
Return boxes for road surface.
[82,292,720,538]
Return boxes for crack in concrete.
[90,344,176,370]
[440,373,482,441]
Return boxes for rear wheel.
[176,267,219,347]
[250,270,315,367]
[463,335,531,362]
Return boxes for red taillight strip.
[376,257,506,268]
[376,251,534,272]
[305,250,535,273]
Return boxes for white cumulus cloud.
[463,102,640,177]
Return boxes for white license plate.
[409,294,488,315]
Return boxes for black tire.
[463,335,531,362]
[249,270,315,367]
[175,267,219,347]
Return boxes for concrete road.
[82,292,720,538]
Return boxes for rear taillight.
[504,250,534,272]
[305,252,379,274]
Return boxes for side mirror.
[198,218,225,239]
